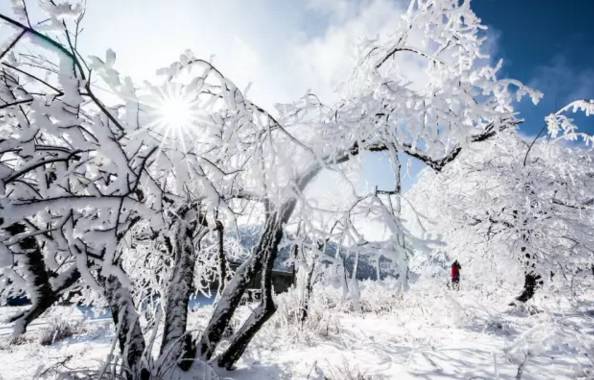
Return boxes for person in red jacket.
[451,260,461,290]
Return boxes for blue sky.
[473,0,594,137]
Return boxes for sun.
[157,96,193,130]
[149,86,198,134]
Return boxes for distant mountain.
[232,225,397,280]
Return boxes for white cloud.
[0,0,408,110]
[291,0,404,103]
[304,0,355,19]
[226,36,263,94]
[68,0,405,111]
[530,55,594,108]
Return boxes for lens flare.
[146,84,200,136]
[156,94,194,131]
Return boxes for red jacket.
[451,262,460,280]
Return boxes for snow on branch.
[545,99,594,146]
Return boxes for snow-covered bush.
[271,277,406,345]
[320,359,373,380]
[39,317,86,346]
[503,312,594,379]
[272,286,342,344]
[357,279,404,314]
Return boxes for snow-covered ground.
[1,279,592,379]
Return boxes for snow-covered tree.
[409,126,594,303]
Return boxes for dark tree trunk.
[197,200,296,364]
[215,221,227,297]
[512,207,542,304]
[514,244,542,303]
[104,273,146,379]
[216,215,283,369]
[8,264,80,334]
[159,207,205,371]
[5,223,79,335]
[197,212,281,360]
[515,272,542,303]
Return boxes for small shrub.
[39,318,85,346]
[272,286,341,344]
[8,334,33,346]
[321,358,375,380]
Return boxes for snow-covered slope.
[1,277,591,379]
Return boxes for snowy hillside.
[1,277,592,379]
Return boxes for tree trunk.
[159,207,205,371]
[515,272,542,303]
[104,273,146,379]
[8,264,80,334]
[197,211,283,361]
[216,214,283,369]
[512,209,541,303]
[299,260,316,324]
[350,251,361,309]
[215,221,227,297]
[514,245,542,303]
[5,223,66,335]
[376,255,382,281]
[196,170,304,367]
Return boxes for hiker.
[451,260,461,290]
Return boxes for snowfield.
[1,279,592,380]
